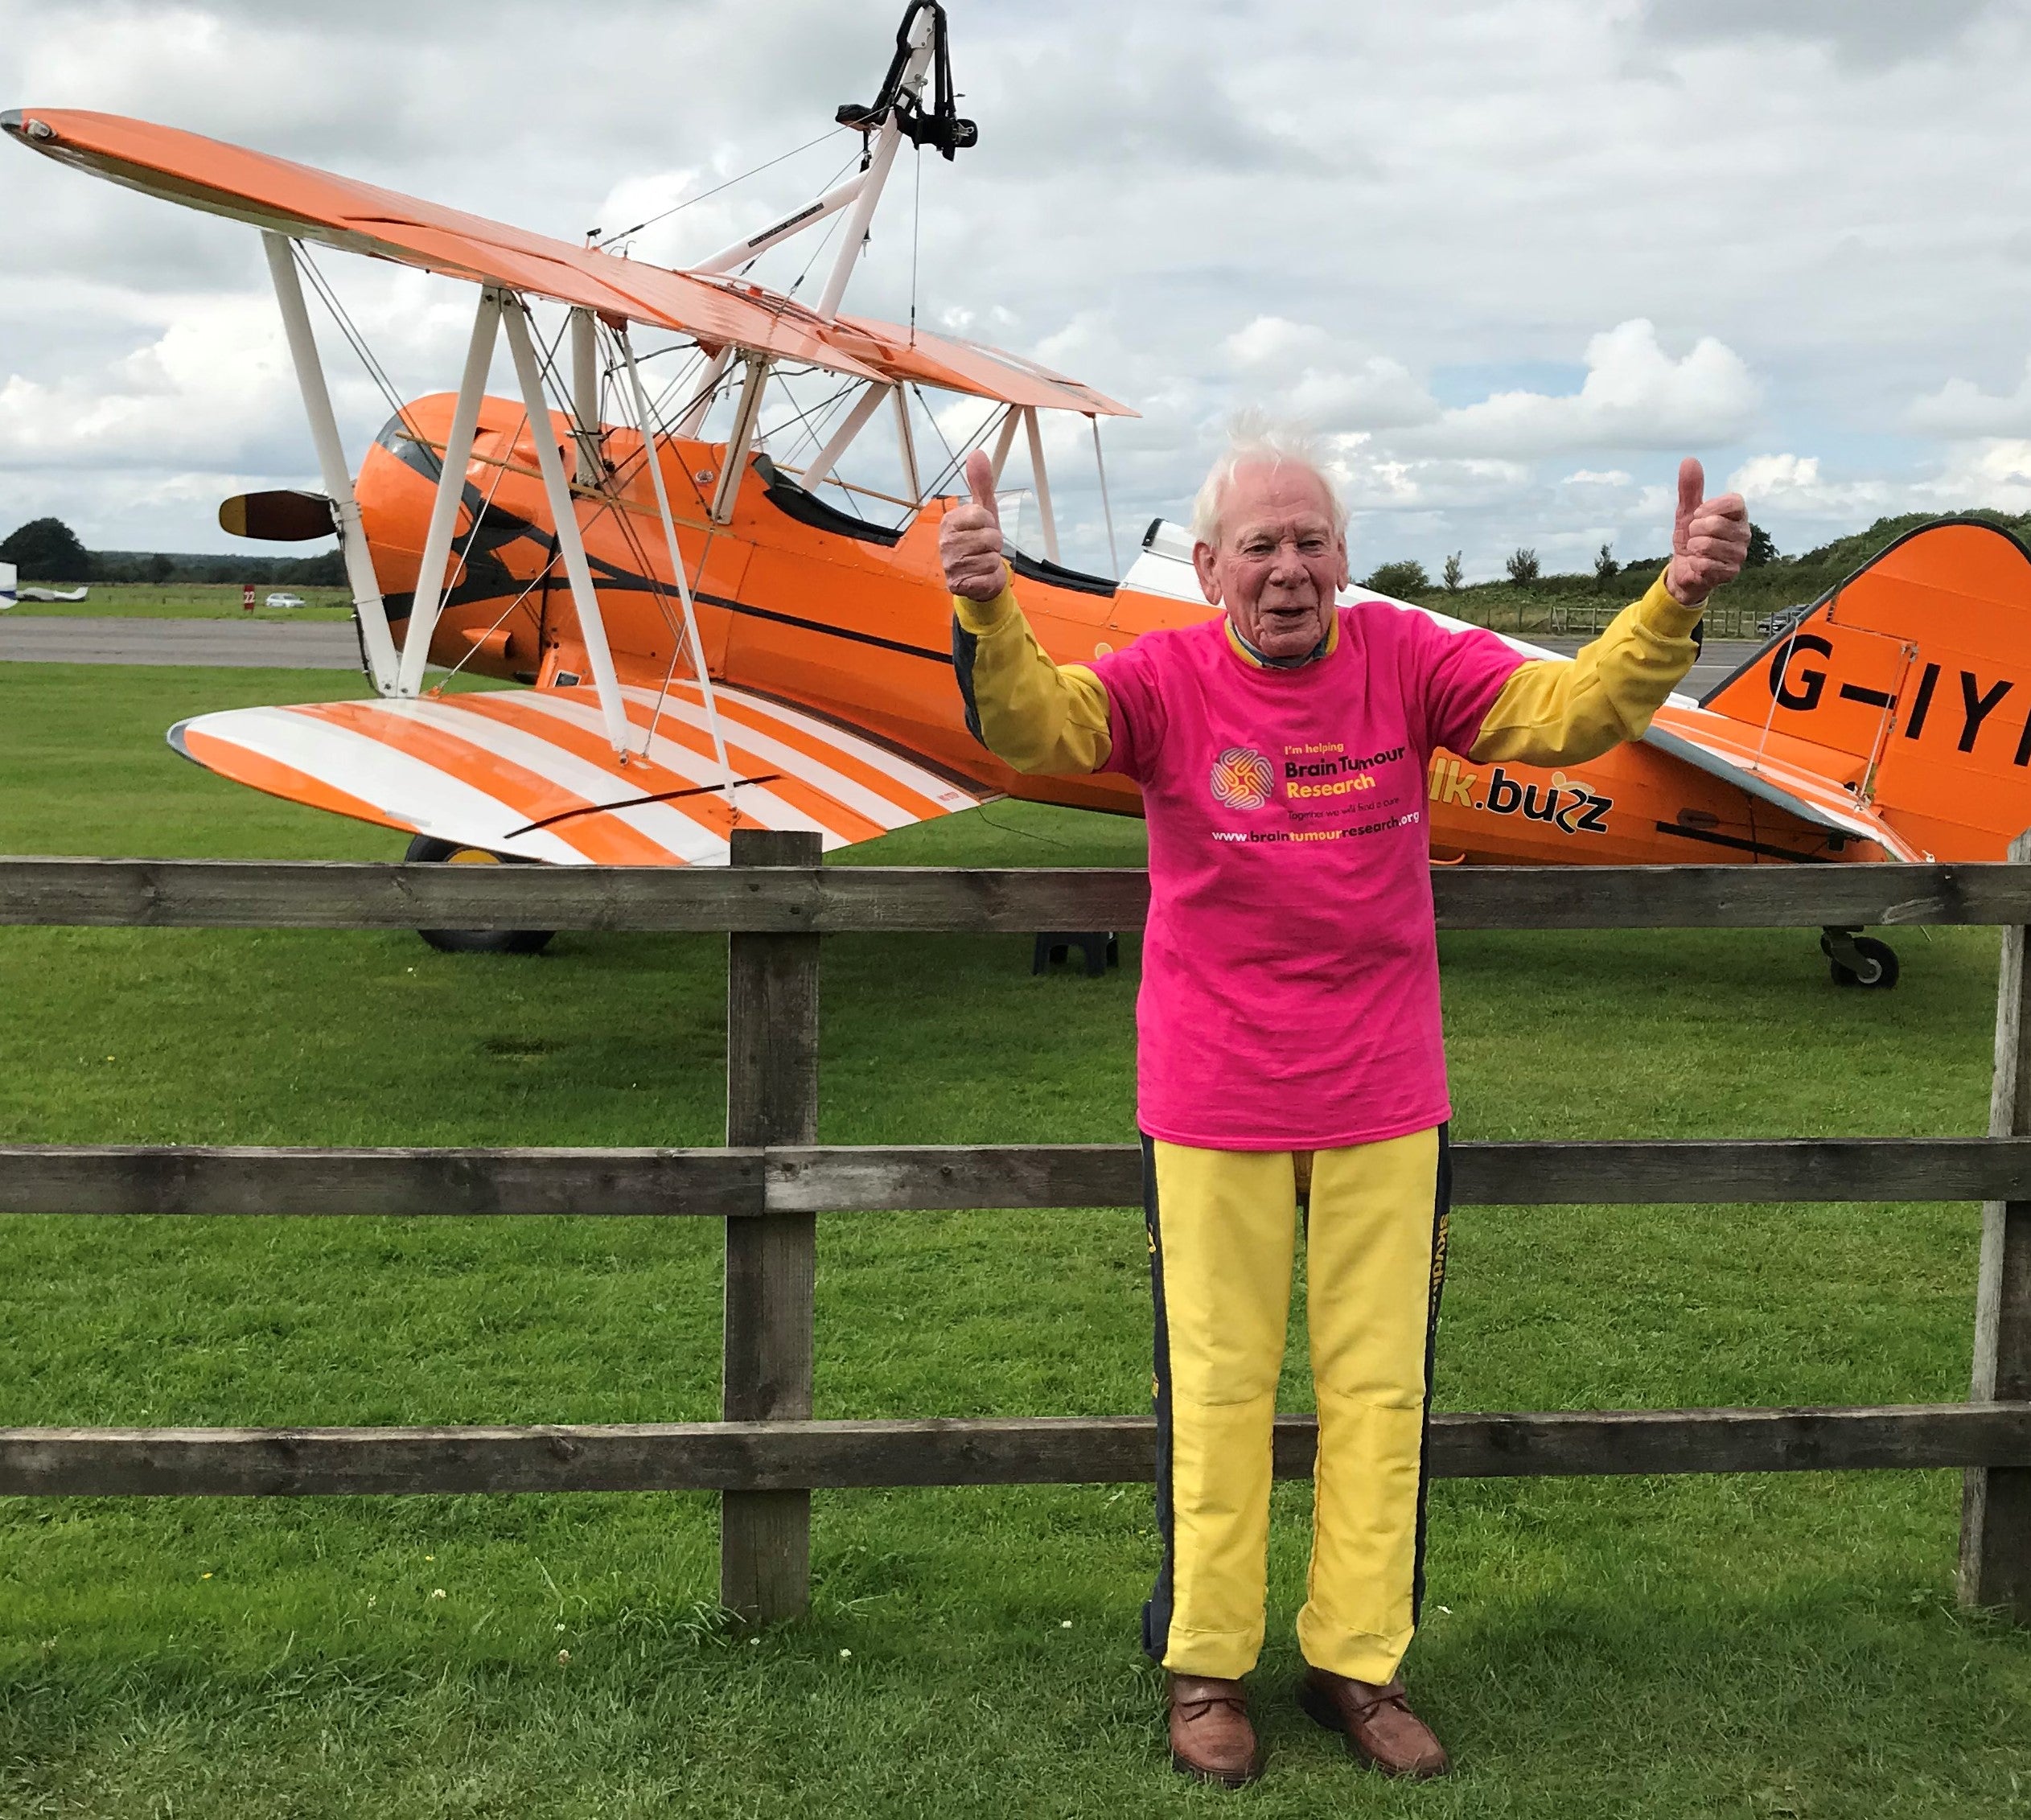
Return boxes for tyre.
[1822,931,1898,990]
[405,834,554,955]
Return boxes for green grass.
[0,663,2026,1815]
[9,581,353,620]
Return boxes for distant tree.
[1745,522,1778,567]
[1505,546,1540,586]
[1442,551,1464,593]
[0,516,91,581]
[143,553,175,584]
[1362,557,1430,597]
[1593,541,1618,587]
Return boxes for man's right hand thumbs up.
[942,448,1009,602]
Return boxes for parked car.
[263,591,307,609]
[1755,601,1815,639]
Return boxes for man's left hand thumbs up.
[1665,457,1750,608]
[942,449,1010,602]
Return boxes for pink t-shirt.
[1090,603,1524,1149]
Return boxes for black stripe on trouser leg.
[1410,1122,1452,1623]
[1139,1133,1177,1664]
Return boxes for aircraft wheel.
[1821,929,1898,990]
[405,835,554,955]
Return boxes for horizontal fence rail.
[4,839,2027,1623]
[6,1138,2031,1216]
[0,1404,2025,1498]
[5,857,2031,932]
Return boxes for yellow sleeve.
[952,577,1112,775]
[1467,573,1704,767]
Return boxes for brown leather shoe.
[1297,1668,1449,1779]
[1167,1673,1263,1787]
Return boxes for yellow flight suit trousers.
[1141,1125,1449,1685]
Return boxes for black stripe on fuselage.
[1653,820,1834,862]
[695,590,952,666]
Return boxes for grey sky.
[4,0,2031,580]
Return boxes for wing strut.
[262,232,398,693]
[1092,415,1120,577]
[396,286,502,696]
[987,404,1021,483]
[500,296,635,758]
[710,353,772,524]
[569,307,602,487]
[618,328,738,807]
[892,383,921,505]
[696,170,869,276]
[1022,405,1060,563]
[799,381,890,491]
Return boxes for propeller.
[219,489,336,542]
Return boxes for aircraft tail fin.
[1697,517,2031,861]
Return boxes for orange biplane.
[10,1,2030,987]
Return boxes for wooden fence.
[1,830,2027,1628]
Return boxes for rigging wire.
[760,376,859,470]
[783,150,865,299]
[294,248,430,457]
[914,392,1006,503]
[590,126,849,249]
[611,322,738,799]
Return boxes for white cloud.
[1907,357,2031,436]
[1404,321,1761,458]
[1724,453,1894,518]
[0,298,294,470]
[1220,317,1439,433]
[1917,439,2031,515]
[0,0,2028,571]
[1635,0,2004,68]
[1728,442,2031,525]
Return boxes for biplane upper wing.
[0,109,1133,417]
[170,680,987,865]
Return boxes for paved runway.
[0,615,364,668]
[1540,637,1762,701]
[1,614,1770,698]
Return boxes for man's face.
[1193,459,1349,662]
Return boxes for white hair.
[1190,411,1348,547]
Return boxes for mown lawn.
[0,662,2025,1817]
[9,582,353,620]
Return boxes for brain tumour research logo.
[1209,746,1275,810]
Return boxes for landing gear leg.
[1821,926,1899,990]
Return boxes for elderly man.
[941,425,1748,1787]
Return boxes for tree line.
[1360,523,1782,599]
[0,517,343,585]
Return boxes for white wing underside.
[170,679,985,866]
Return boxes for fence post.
[722,826,821,1624]
[1962,828,2031,1619]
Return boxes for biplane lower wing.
[168,682,986,865]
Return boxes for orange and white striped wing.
[168,682,986,865]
